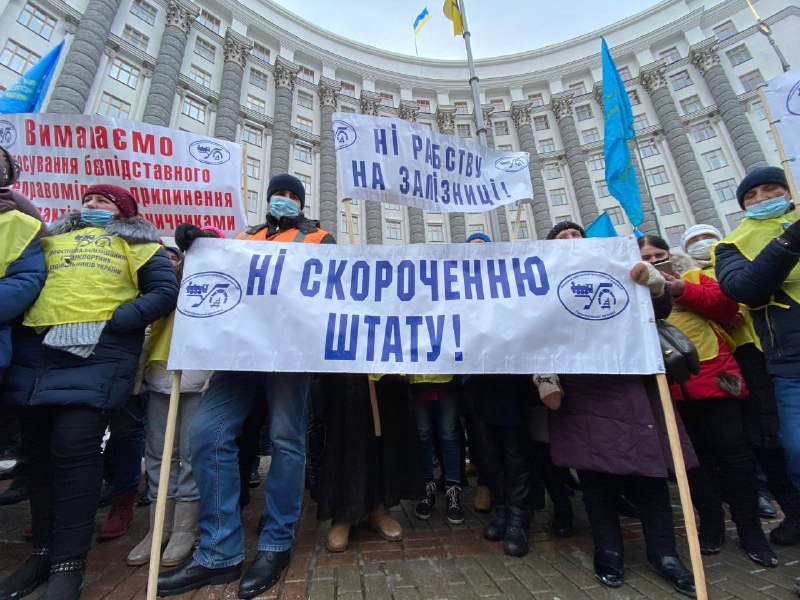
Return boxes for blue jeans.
[413,394,462,483]
[190,371,310,568]
[774,376,800,492]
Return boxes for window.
[0,40,39,74]
[189,65,212,87]
[533,115,549,131]
[295,116,313,132]
[646,166,669,186]
[97,93,131,119]
[498,144,513,151]
[250,43,270,63]
[679,95,703,115]
[246,157,260,179]
[427,223,444,242]
[702,148,728,170]
[294,143,312,164]
[244,190,258,213]
[713,179,737,202]
[766,130,777,152]
[341,213,359,235]
[249,68,268,90]
[656,194,680,216]
[298,66,315,83]
[633,113,650,131]
[726,211,743,230]
[751,100,766,121]
[587,153,605,171]
[469,224,485,234]
[490,98,505,111]
[659,47,681,64]
[108,58,140,89]
[457,124,471,138]
[418,99,431,113]
[340,105,356,114]
[296,173,312,199]
[689,121,716,142]
[181,96,206,123]
[606,206,624,225]
[618,66,632,81]
[568,82,586,95]
[494,121,509,136]
[340,81,356,97]
[726,44,752,67]
[242,124,262,147]
[550,188,568,206]
[638,138,659,157]
[554,214,573,223]
[384,203,402,211]
[713,20,737,41]
[627,90,641,106]
[596,180,610,197]
[516,220,530,239]
[454,101,468,114]
[246,95,266,114]
[670,71,693,93]
[539,138,555,153]
[122,25,149,50]
[196,10,220,34]
[18,3,57,39]
[739,70,764,92]
[194,38,216,63]
[297,90,314,109]
[528,93,544,107]
[385,220,402,240]
[665,224,687,248]
[543,163,561,180]
[379,92,394,107]
[130,0,157,25]
[575,104,593,121]
[582,128,601,143]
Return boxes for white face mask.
[686,238,716,261]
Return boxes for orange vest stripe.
[235,227,329,243]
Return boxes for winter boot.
[40,559,85,600]
[483,505,506,541]
[503,506,531,557]
[370,503,403,541]
[473,484,492,513]
[162,500,198,567]
[445,482,465,525]
[326,521,351,552]
[0,548,49,599]
[98,489,138,540]
[414,479,437,520]
[127,499,175,566]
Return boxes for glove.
[533,374,563,410]
[778,219,800,252]
[175,223,204,252]
[629,262,665,297]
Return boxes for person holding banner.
[158,174,334,599]
[1,184,178,600]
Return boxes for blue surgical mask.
[80,208,115,227]
[743,196,790,220]
[686,239,716,261]
[268,196,300,219]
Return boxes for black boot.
[0,548,49,600]
[594,548,623,588]
[158,558,242,597]
[445,482,465,525]
[648,555,696,598]
[40,559,85,600]
[238,550,291,599]
[738,526,778,568]
[414,479,437,520]
[483,505,506,541]
[503,506,530,557]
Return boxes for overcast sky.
[270,0,664,59]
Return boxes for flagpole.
[632,135,663,237]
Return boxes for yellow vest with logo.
[24,227,160,327]
[701,264,760,350]
[0,210,41,279]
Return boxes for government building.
[0,0,798,245]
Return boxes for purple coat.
[548,374,698,478]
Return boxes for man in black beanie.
[715,166,800,502]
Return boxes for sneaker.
[414,480,437,520]
[445,483,465,525]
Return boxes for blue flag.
[585,212,618,238]
[0,40,64,114]
[601,37,642,227]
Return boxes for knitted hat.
[267,173,306,209]
[546,221,586,240]
[680,224,723,252]
[0,146,20,188]
[736,166,788,208]
[200,225,226,239]
[466,232,491,243]
[82,184,138,219]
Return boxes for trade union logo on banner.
[0,120,17,147]
[333,120,357,150]
[178,271,242,318]
[787,79,800,116]
[557,271,630,321]
[494,155,529,173]
[188,140,231,165]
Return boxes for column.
[399,100,425,244]
[437,106,466,242]
[318,78,341,235]
[690,40,767,171]
[142,0,199,127]
[640,62,722,229]
[511,100,552,239]
[480,106,510,242]
[361,91,383,244]
[215,30,252,142]
[48,0,122,113]
[269,56,299,177]
[551,92,598,226]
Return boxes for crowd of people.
[1,143,799,600]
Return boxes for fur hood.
[671,252,700,276]
[49,212,160,245]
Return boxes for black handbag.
[657,319,700,384]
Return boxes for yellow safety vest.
[148,311,174,365]
[0,210,41,279]
[407,375,454,384]
[24,227,160,327]
[701,264,760,350]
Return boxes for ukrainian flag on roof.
[413,8,430,34]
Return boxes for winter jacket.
[4,214,178,410]
[236,214,336,244]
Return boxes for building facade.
[1,0,797,246]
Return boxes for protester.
[157,174,335,599]
[0,184,178,599]
[639,234,777,568]
[546,222,697,597]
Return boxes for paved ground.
[1,462,799,599]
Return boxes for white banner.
[168,237,663,375]
[0,113,247,238]
[764,69,800,189]
[333,113,533,212]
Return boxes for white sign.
[764,69,800,190]
[0,113,247,237]
[168,237,663,375]
[333,113,533,212]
